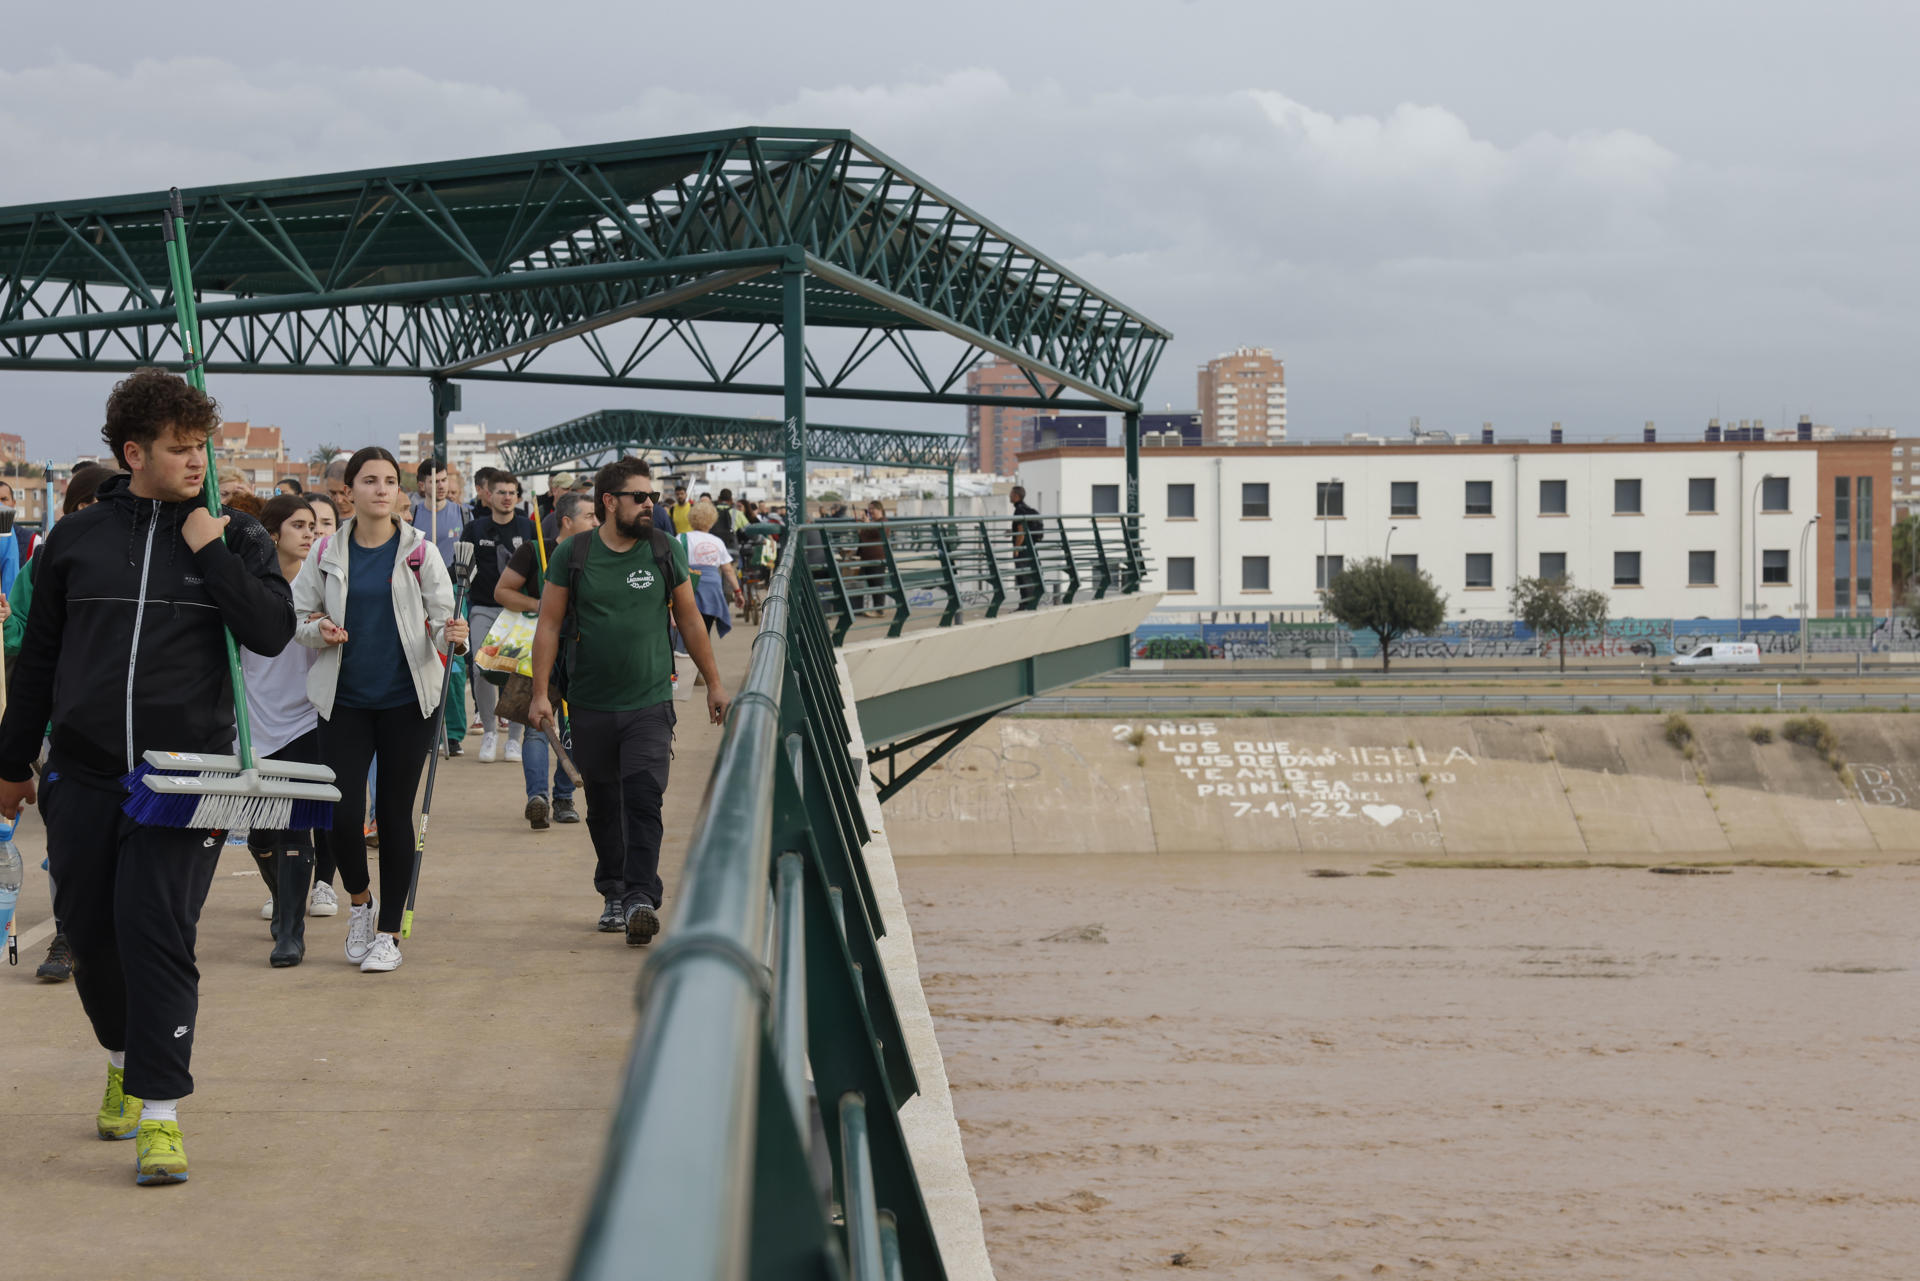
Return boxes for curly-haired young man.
[0,369,296,1186]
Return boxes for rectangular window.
[1614,551,1642,586]
[1539,479,1567,515]
[1856,476,1873,612]
[1761,549,1789,585]
[1242,483,1269,518]
[1315,554,1344,589]
[1243,555,1271,591]
[1538,552,1567,581]
[1614,478,1642,514]
[1166,556,1196,592]
[1834,475,1852,617]
[1465,480,1494,516]
[1762,476,1790,512]
[1465,553,1493,588]
[1390,481,1419,517]
[1316,481,1344,518]
[1166,483,1195,519]
[1688,477,1716,512]
[1390,553,1419,574]
[1091,484,1119,515]
[1689,550,1716,585]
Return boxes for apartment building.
[1018,427,1894,619]
[965,358,1059,475]
[1197,347,1286,445]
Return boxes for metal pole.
[1799,514,1819,672]
[781,259,807,522]
[430,376,459,469]
[1124,410,1140,520]
[946,467,954,518]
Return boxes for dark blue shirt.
[336,532,416,710]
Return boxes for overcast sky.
[5,0,1919,462]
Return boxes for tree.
[309,443,344,467]
[1511,574,1610,672]
[1894,515,1920,609]
[1321,557,1447,672]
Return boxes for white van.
[1671,641,1761,669]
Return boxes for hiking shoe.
[134,1119,188,1185]
[525,794,550,830]
[504,738,523,764]
[364,821,380,849]
[36,933,74,982]
[447,739,464,758]
[344,900,378,963]
[308,882,339,917]
[625,901,660,947]
[552,797,581,824]
[97,1065,142,1140]
[597,897,624,933]
[478,731,498,763]
[259,897,274,920]
[360,934,403,973]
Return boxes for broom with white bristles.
[120,188,341,831]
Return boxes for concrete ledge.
[836,652,998,1281]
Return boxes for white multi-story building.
[1018,429,1897,620]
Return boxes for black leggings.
[320,702,437,934]
[246,726,334,883]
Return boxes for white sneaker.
[308,882,339,917]
[504,738,522,763]
[478,731,498,763]
[344,900,378,962]
[360,934,403,973]
[260,897,274,920]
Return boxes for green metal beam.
[853,634,1133,745]
[497,407,966,477]
[0,129,1171,412]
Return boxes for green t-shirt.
[554,530,688,712]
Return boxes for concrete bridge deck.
[1,630,755,1278]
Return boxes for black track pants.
[319,702,436,934]
[41,761,223,1101]
[569,703,674,910]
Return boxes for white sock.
[143,1098,179,1123]
[109,1050,126,1070]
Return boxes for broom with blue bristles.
[120,188,341,831]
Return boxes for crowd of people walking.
[0,369,738,1186]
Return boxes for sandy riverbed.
[898,852,1919,1280]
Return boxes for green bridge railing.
[569,537,945,1281]
[800,512,1146,645]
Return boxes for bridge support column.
[430,377,460,468]
[782,260,807,521]
[946,467,955,517]
[1124,409,1140,517]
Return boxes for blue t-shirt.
[411,497,468,576]
[336,532,416,710]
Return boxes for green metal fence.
[569,535,946,1281]
[799,512,1145,645]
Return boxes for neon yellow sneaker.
[96,1065,142,1141]
[134,1119,189,1185]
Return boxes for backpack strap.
[649,526,687,593]
[559,528,593,640]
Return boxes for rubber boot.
[270,844,315,968]
[250,839,278,943]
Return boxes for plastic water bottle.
[0,816,22,967]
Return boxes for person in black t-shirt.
[460,472,536,763]
[1010,485,1043,609]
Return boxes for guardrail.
[570,539,949,1281]
[798,513,1145,645]
[1021,690,1920,716]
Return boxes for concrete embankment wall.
[880,713,1920,859]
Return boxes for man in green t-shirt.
[529,457,729,943]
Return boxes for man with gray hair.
[323,457,351,523]
[495,489,596,828]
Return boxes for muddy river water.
[898,853,1918,1280]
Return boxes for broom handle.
[162,189,257,774]
[401,579,468,936]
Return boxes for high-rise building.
[965,358,1059,475]
[1197,347,1286,445]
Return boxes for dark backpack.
[550,526,682,700]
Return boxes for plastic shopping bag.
[477,610,539,679]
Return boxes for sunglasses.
[611,490,657,505]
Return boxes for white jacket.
[292,517,466,720]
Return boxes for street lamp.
[1385,523,1400,563]
[1318,476,1341,591]
[1751,474,1780,619]
[1798,513,1821,670]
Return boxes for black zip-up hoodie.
[0,472,296,785]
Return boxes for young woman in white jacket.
[293,447,468,974]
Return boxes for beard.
[614,507,651,540]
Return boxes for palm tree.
[309,443,344,467]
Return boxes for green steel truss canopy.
[499,407,967,477]
[0,128,1171,413]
